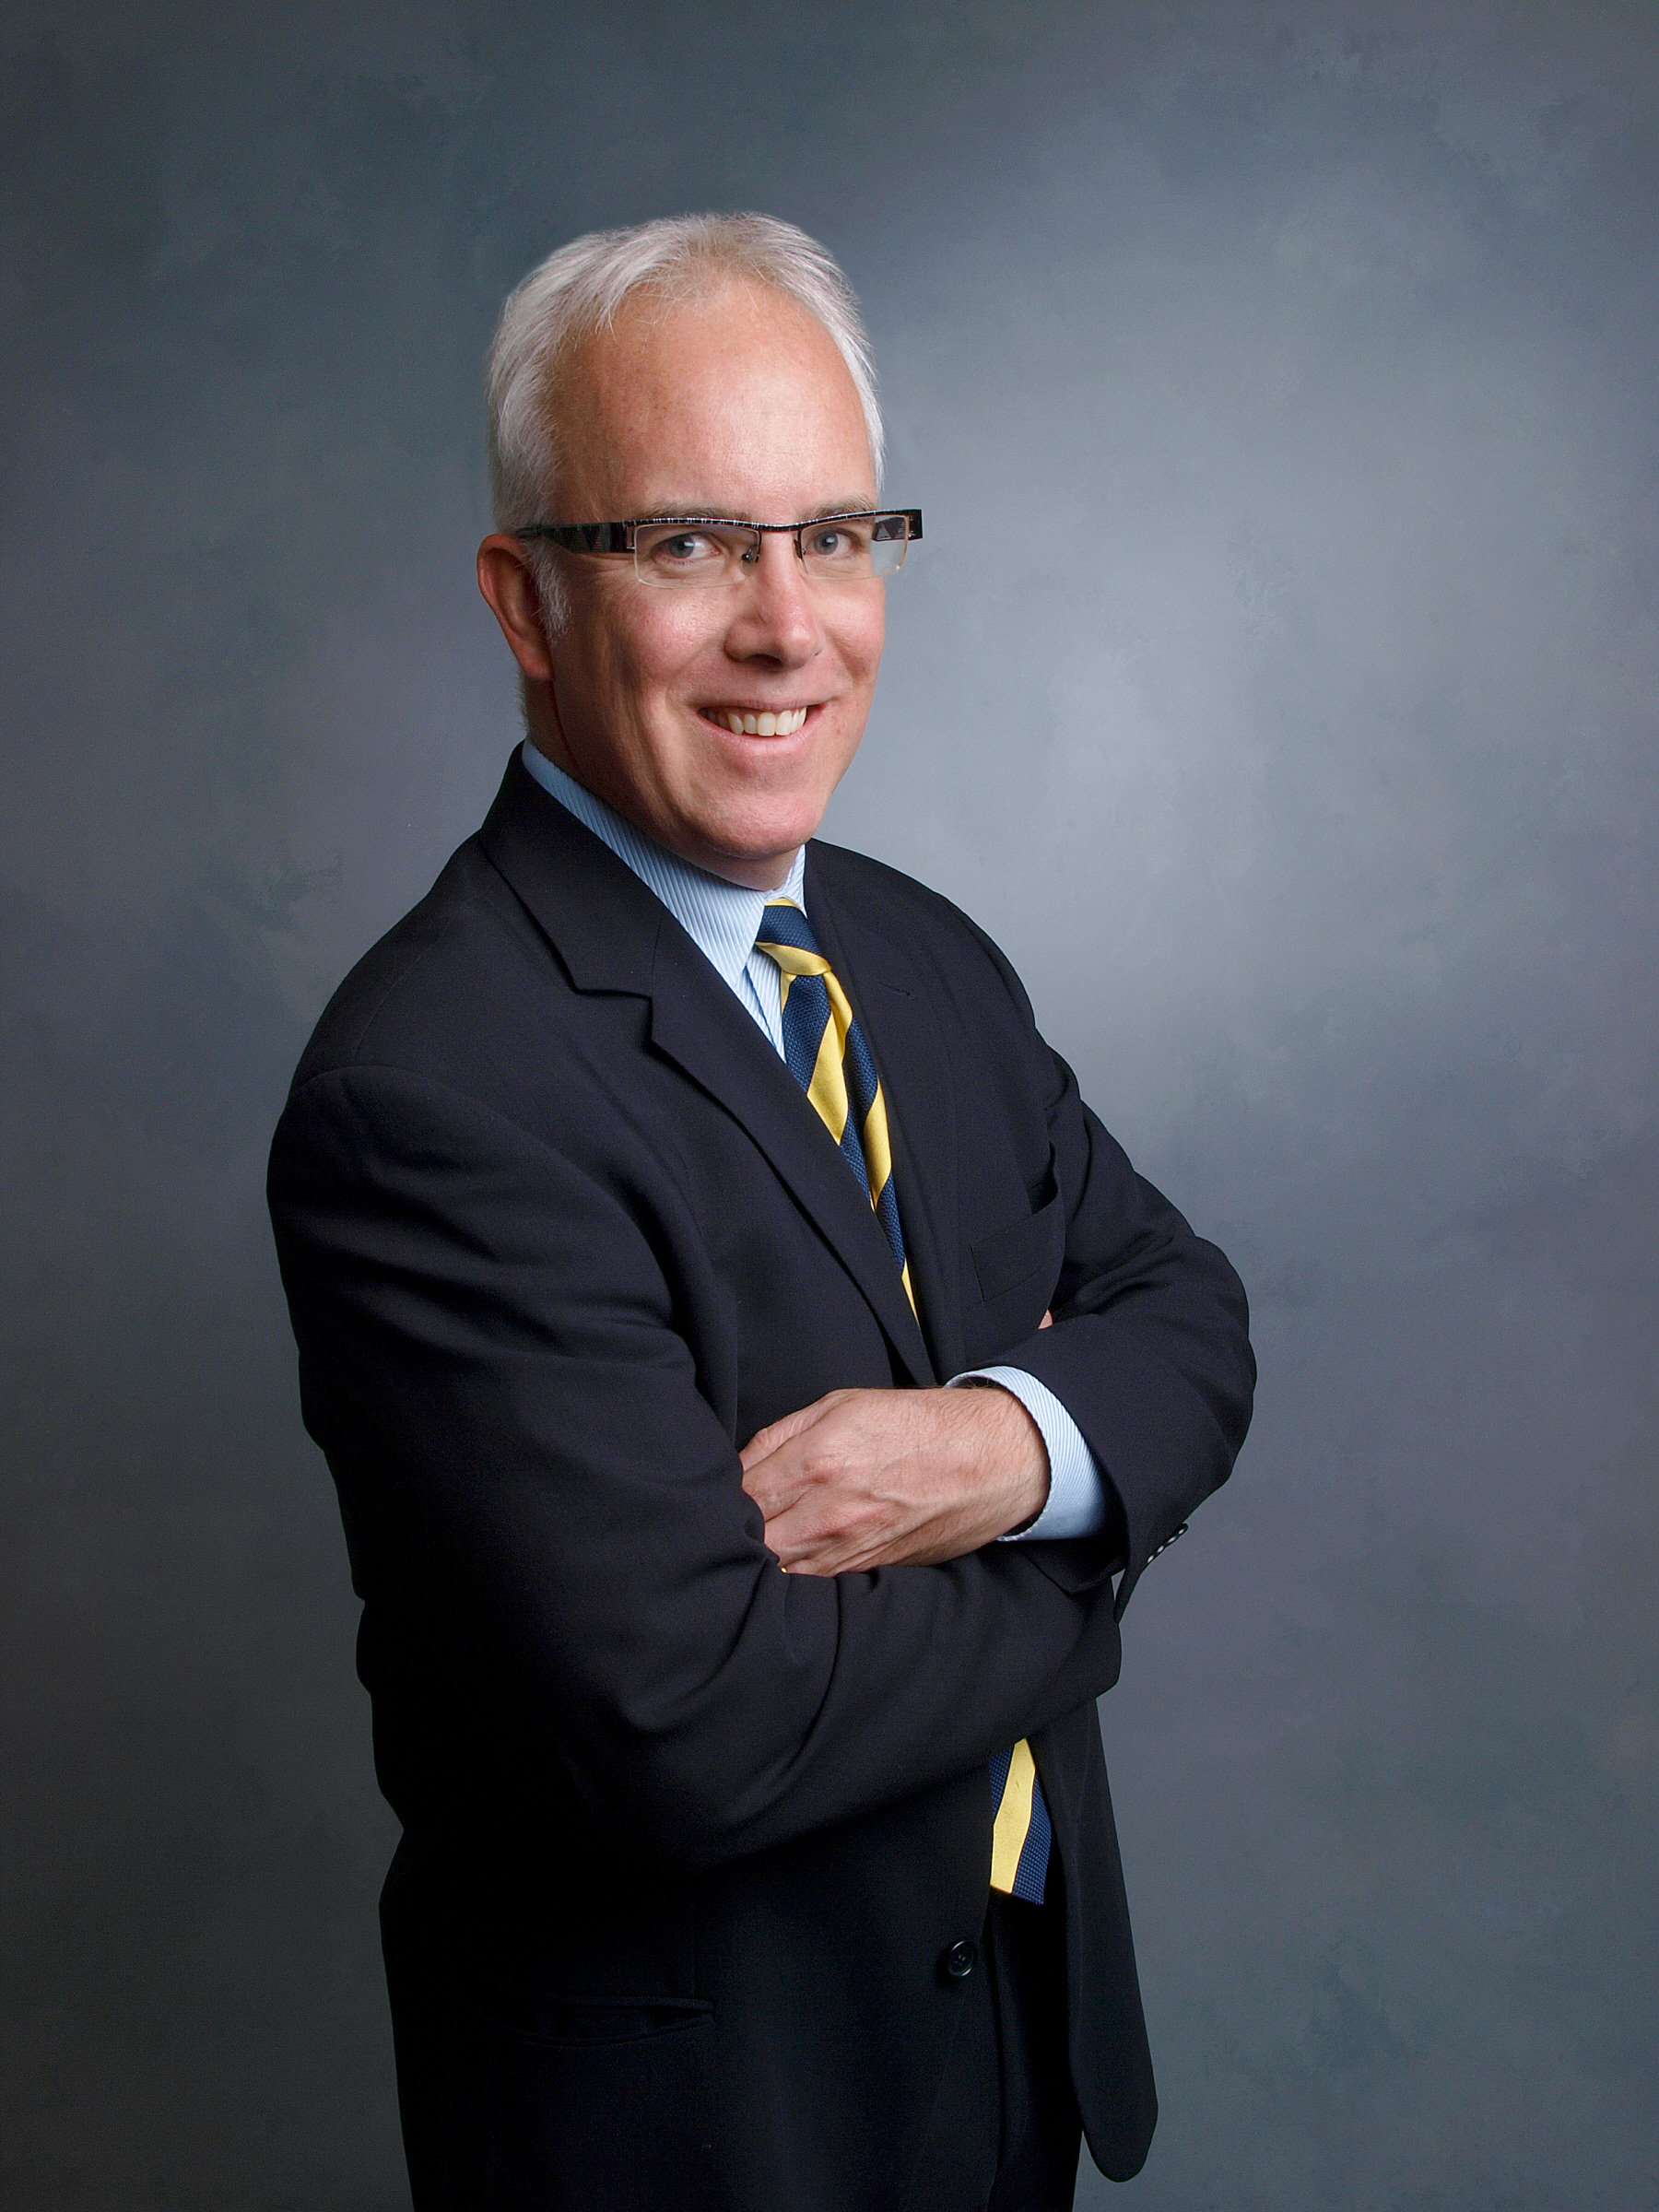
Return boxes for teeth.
[720,707,808,736]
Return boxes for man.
[269,214,1253,2211]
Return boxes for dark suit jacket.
[267,752,1254,2210]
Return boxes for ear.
[477,534,556,681]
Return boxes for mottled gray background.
[3,2,1655,2206]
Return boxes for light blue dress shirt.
[519,741,1108,1541]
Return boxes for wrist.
[955,1379,1050,1532]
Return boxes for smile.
[704,707,812,736]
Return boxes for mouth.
[700,705,815,737]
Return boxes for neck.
[524,736,800,893]
[698,847,801,894]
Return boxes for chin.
[690,793,829,865]
[711,820,818,869]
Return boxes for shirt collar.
[518,741,806,993]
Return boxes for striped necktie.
[754,899,1053,1904]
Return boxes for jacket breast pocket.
[971,1182,1065,1309]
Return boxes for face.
[479,280,886,888]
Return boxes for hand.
[739,1382,1050,1576]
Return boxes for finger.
[745,1465,809,1524]
[1040,1309,1053,1328]
[769,1511,948,1577]
[738,1387,859,1474]
[763,1472,955,1574]
[762,1489,892,1575]
[742,1426,837,1521]
[739,1407,814,1474]
[767,1521,876,1576]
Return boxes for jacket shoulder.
[288,835,549,1091]
[806,838,1038,1020]
[806,837,959,921]
[806,838,1005,953]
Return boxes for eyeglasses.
[514,510,923,589]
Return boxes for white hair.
[485,216,885,629]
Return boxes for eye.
[805,520,870,564]
[651,529,719,566]
[630,522,753,588]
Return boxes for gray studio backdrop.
[4,4,1654,2206]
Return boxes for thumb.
[739,1398,824,1474]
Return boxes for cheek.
[641,598,729,682]
[594,597,713,706]
[841,596,886,682]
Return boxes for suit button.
[942,1940,978,1981]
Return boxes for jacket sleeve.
[961,930,1256,1618]
[268,1061,1127,1872]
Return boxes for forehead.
[552,279,875,519]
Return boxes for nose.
[723,533,825,669]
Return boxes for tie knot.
[757,900,822,958]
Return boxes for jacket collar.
[477,747,665,995]
[477,753,937,1386]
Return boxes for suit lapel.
[648,945,935,1386]
[477,755,935,1387]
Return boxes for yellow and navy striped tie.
[755,900,1052,1904]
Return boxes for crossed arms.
[273,1098,1247,1876]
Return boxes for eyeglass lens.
[631,515,912,587]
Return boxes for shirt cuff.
[947,1365,1111,1542]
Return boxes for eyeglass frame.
[512,508,924,579]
